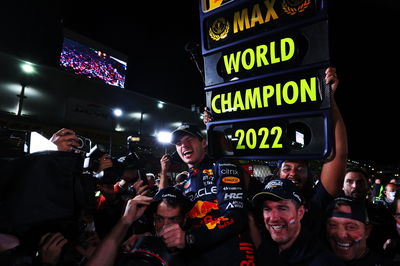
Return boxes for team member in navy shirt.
[253,178,344,265]
[161,124,254,266]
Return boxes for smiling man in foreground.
[326,196,397,265]
[252,178,343,265]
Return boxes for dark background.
[1,0,398,166]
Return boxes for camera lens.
[76,136,84,149]
[116,236,171,266]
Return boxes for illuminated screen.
[60,37,127,88]
[29,132,57,154]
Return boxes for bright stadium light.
[113,108,123,117]
[21,62,35,74]
[157,131,172,144]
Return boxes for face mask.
[388,191,396,202]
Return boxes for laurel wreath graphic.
[282,0,311,15]
[209,19,230,41]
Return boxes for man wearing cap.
[326,196,396,265]
[340,167,398,257]
[253,178,343,265]
[86,186,191,266]
[160,123,253,265]
[253,178,342,265]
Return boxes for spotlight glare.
[157,131,172,143]
[113,108,123,117]
[21,62,35,74]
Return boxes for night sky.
[2,0,398,166]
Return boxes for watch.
[185,233,196,246]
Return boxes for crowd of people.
[60,37,126,88]
[1,68,399,265]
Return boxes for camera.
[73,134,92,154]
[116,236,173,266]
[85,144,148,186]
[56,132,92,155]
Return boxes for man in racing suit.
[159,124,254,266]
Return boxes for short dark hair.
[149,197,188,220]
[159,198,187,217]
[345,167,369,180]
[275,160,313,198]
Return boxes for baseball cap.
[151,186,192,212]
[252,178,303,206]
[170,124,204,144]
[326,196,369,224]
